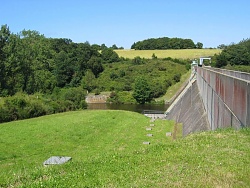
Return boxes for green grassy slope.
[0,110,249,187]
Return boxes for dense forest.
[0,24,190,123]
[131,37,203,50]
[0,25,122,96]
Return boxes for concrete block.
[143,142,150,145]
[166,132,172,137]
[147,134,153,137]
[150,124,155,127]
[146,128,152,131]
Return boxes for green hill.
[0,110,249,187]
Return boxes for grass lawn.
[0,110,249,187]
[115,49,221,59]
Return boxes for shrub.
[0,87,87,123]
[173,73,181,83]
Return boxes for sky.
[1,0,249,49]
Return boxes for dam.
[165,65,250,136]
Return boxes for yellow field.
[115,49,221,59]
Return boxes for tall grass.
[115,49,221,59]
[0,110,249,187]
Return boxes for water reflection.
[87,103,169,113]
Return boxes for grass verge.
[0,110,249,187]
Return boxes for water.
[87,103,169,113]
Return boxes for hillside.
[95,58,187,96]
[0,110,249,187]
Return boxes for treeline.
[0,25,120,96]
[131,37,203,50]
[215,39,250,69]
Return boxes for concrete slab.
[166,132,172,137]
[43,156,72,166]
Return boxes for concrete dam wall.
[166,67,250,136]
[165,80,210,136]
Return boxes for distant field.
[115,49,222,59]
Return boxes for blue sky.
[1,0,249,49]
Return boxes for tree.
[133,77,152,104]
[0,25,10,95]
[215,39,250,67]
[196,42,203,49]
[100,44,107,50]
[132,56,144,65]
[81,70,96,92]
[111,44,118,49]
[152,53,157,59]
[54,51,74,87]
[101,48,120,63]
[217,44,227,49]
[86,56,104,77]
[92,44,101,51]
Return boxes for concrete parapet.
[197,67,249,128]
[205,67,250,81]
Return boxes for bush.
[26,100,47,118]
[110,72,119,80]
[0,88,87,123]
[150,83,166,98]
[132,56,144,65]
[173,73,181,83]
[59,87,87,109]
[101,48,120,63]
[94,88,100,95]
[108,91,136,104]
